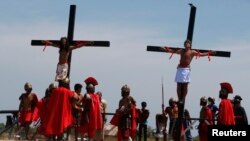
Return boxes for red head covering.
[220,82,233,94]
[84,77,98,86]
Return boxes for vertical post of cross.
[187,3,196,42]
[67,5,76,79]
[175,4,196,141]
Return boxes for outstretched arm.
[70,41,93,50]
[161,47,182,54]
[42,40,59,48]
[193,50,216,57]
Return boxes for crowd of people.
[17,77,107,141]
[17,77,150,141]
[152,82,248,141]
[17,79,248,141]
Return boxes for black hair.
[59,37,70,52]
[141,101,147,107]
[74,83,83,91]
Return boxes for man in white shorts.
[162,40,215,102]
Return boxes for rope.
[164,46,174,60]
[207,51,211,61]
[195,50,200,59]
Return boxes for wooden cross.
[31,5,110,80]
[147,4,231,141]
[147,4,230,58]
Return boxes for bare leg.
[177,83,188,102]
[24,123,30,139]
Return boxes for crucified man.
[43,37,88,81]
[161,39,216,103]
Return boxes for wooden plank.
[147,46,231,57]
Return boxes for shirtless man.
[162,40,215,102]
[69,83,83,141]
[198,96,213,141]
[18,82,38,139]
[138,101,150,141]
[164,97,178,137]
[43,37,88,81]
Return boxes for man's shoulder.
[19,93,26,99]
[31,92,38,96]
[102,99,107,104]
[84,93,91,99]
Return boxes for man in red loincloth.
[18,82,38,140]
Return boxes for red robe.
[78,93,102,138]
[110,112,120,126]
[32,98,48,134]
[116,104,137,141]
[32,99,43,122]
[199,107,213,141]
[130,104,137,140]
[41,87,74,136]
[218,99,235,125]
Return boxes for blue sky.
[1,0,250,137]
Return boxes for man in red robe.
[41,78,78,140]
[198,96,213,141]
[217,82,235,125]
[31,83,57,139]
[79,76,102,141]
[112,84,137,141]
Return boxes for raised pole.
[67,5,76,79]
[187,3,196,42]
[176,4,196,141]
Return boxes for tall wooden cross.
[147,4,231,141]
[31,5,110,79]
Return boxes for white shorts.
[55,63,68,81]
[175,67,191,83]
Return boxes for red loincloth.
[19,111,33,126]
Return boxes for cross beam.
[147,46,231,57]
[31,5,110,79]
